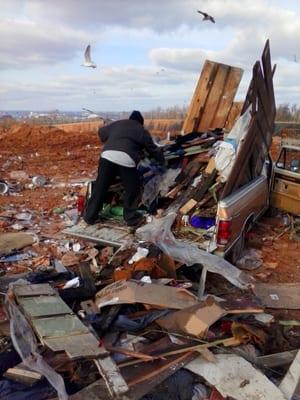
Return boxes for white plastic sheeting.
[215,108,252,183]
[136,212,252,289]
[215,141,236,183]
[185,354,287,400]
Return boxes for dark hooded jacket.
[98,119,164,165]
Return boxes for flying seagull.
[82,44,97,68]
[197,10,215,23]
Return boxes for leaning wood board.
[183,60,243,133]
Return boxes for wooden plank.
[253,283,300,309]
[179,198,198,215]
[125,352,196,387]
[4,365,42,385]
[32,314,89,338]
[18,296,72,318]
[118,337,237,368]
[199,64,230,131]
[279,350,300,400]
[211,67,243,129]
[255,62,274,129]
[224,101,243,131]
[13,283,56,297]
[257,350,299,368]
[44,333,106,359]
[94,356,129,398]
[221,41,276,199]
[262,40,276,118]
[105,345,159,362]
[179,169,217,214]
[183,60,217,133]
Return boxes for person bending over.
[83,110,165,228]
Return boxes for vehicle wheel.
[227,229,245,265]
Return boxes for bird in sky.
[82,44,97,68]
[197,10,215,23]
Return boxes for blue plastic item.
[190,215,215,229]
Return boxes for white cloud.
[0,0,300,109]
[0,18,91,69]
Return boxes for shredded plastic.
[137,213,252,289]
[6,280,68,400]
[142,167,181,206]
[215,141,236,183]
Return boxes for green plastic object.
[110,206,124,217]
[53,207,65,214]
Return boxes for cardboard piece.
[0,232,34,256]
[156,297,226,337]
[96,280,198,310]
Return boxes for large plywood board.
[183,60,243,134]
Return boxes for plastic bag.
[215,108,252,183]
[142,168,181,206]
[136,213,251,289]
[6,281,68,400]
[226,106,251,150]
[215,141,236,183]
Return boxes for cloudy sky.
[0,0,299,111]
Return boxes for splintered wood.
[183,60,243,134]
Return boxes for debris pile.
[0,42,299,400]
[1,230,300,400]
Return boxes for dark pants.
[84,158,142,226]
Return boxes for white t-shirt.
[101,150,136,168]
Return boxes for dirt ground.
[0,122,299,289]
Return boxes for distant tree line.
[2,103,300,127]
[276,104,300,122]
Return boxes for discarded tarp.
[96,280,198,310]
[185,354,287,400]
[137,212,251,289]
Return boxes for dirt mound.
[0,123,100,152]
[0,122,101,182]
